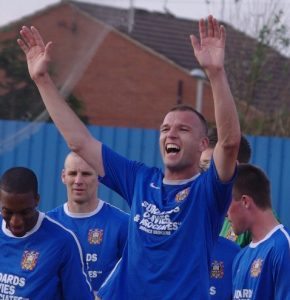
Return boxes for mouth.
[73,187,84,192]
[9,226,25,237]
[165,143,180,154]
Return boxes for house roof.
[1,0,289,120]
[72,1,197,71]
[72,1,290,115]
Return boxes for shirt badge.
[88,228,103,245]
[175,187,190,202]
[21,250,39,271]
[226,227,238,242]
[211,260,224,279]
[250,258,263,277]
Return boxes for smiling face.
[159,110,208,179]
[0,190,39,237]
[62,153,98,208]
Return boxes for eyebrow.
[2,207,34,213]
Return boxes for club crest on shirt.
[226,227,238,242]
[175,187,190,202]
[21,250,39,271]
[88,228,103,245]
[250,258,263,277]
[211,260,224,279]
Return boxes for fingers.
[31,26,45,48]
[17,38,28,54]
[45,41,53,58]
[199,18,206,40]
[220,25,226,44]
[207,15,214,37]
[18,25,47,50]
[190,35,200,51]
[19,26,36,48]
[212,17,220,39]
[199,15,224,40]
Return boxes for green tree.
[0,39,88,123]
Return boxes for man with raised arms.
[18,15,240,299]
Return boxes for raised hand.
[190,15,225,78]
[17,26,52,82]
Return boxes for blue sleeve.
[272,234,290,299]
[117,213,129,258]
[206,160,237,216]
[60,232,94,299]
[200,161,237,244]
[99,144,147,207]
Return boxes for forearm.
[18,25,104,174]
[209,68,240,147]
[35,73,90,150]
[34,73,104,174]
[210,68,240,181]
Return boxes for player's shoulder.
[43,214,78,241]
[217,236,240,252]
[102,201,129,220]
[273,225,290,248]
[46,204,64,217]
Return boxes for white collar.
[163,173,200,185]
[249,224,284,248]
[63,199,104,218]
[2,211,45,238]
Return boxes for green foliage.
[0,39,88,123]
[238,9,290,136]
[258,10,290,51]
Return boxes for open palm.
[190,16,225,76]
[17,26,52,81]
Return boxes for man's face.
[227,192,248,235]
[62,154,98,205]
[200,147,214,171]
[159,110,207,176]
[0,190,39,237]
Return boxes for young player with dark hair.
[0,167,94,299]
[228,164,290,299]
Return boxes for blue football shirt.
[0,212,94,299]
[98,144,236,300]
[232,224,290,300]
[47,200,128,292]
[209,236,240,299]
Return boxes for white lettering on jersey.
[233,289,253,299]
[209,286,216,295]
[0,273,27,299]
[134,201,181,235]
[86,253,97,262]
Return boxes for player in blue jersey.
[228,164,290,299]
[47,152,128,294]
[200,127,252,248]
[0,167,94,300]
[18,15,241,299]
[201,134,241,300]
[209,237,240,299]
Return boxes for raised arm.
[17,26,104,176]
[190,16,240,181]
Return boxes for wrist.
[206,67,226,82]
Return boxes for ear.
[61,169,66,184]
[35,193,40,207]
[241,195,251,209]
[200,136,209,152]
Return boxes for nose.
[167,126,178,138]
[10,213,24,227]
[74,173,84,185]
